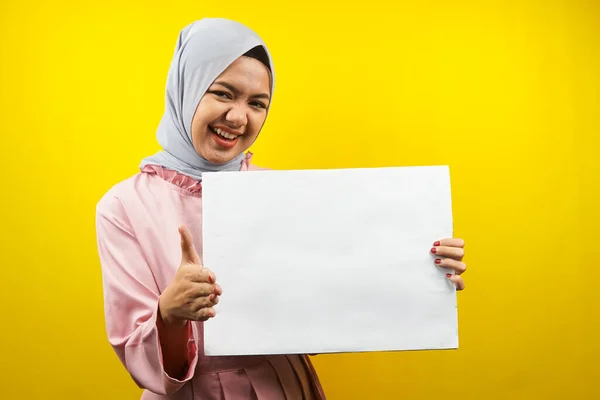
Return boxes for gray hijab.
[140,18,275,181]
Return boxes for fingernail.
[434,259,441,264]
[209,294,215,301]
[446,273,452,278]
[208,274,215,284]
[433,241,440,247]
[431,247,437,254]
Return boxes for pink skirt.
[140,354,326,400]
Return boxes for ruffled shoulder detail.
[141,152,253,194]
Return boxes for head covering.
[140,18,275,181]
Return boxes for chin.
[204,149,242,165]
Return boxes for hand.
[158,224,222,326]
[431,238,467,290]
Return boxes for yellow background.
[1,0,598,399]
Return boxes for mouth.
[209,125,240,149]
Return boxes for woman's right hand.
[158,224,222,327]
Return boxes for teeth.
[212,127,237,140]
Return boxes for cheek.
[247,112,268,138]
[190,119,204,149]
[191,99,213,137]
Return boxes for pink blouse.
[95,153,326,399]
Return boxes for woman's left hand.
[431,238,467,290]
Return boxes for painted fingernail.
[433,241,440,247]
[431,247,437,254]
[434,259,441,264]
[446,273,453,278]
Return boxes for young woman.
[95,18,467,400]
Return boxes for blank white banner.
[202,166,457,356]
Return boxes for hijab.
[140,18,275,181]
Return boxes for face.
[190,56,272,165]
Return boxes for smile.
[210,126,238,140]
[209,126,240,149]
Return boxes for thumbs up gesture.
[158,224,222,326]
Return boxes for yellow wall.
[1,1,598,399]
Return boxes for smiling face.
[190,55,272,165]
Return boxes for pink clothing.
[96,153,325,400]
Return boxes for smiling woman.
[94,16,467,400]
[95,19,327,400]
[192,49,272,164]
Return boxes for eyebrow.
[214,81,270,100]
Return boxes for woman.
[95,18,468,400]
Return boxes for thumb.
[178,224,202,266]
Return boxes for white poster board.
[202,166,457,356]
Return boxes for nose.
[225,104,248,128]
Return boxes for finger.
[209,294,220,306]
[184,267,217,285]
[192,307,216,322]
[213,283,222,296]
[191,313,210,322]
[435,258,467,275]
[446,274,465,290]
[192,293,220,311]
[433,238,465,248]
[431,245,465,261]
[179,224,202,266]
[186,282,216,297]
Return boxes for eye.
[208,90,232,99]
[250,101,267,109]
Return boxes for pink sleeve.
[95,194,199,395]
